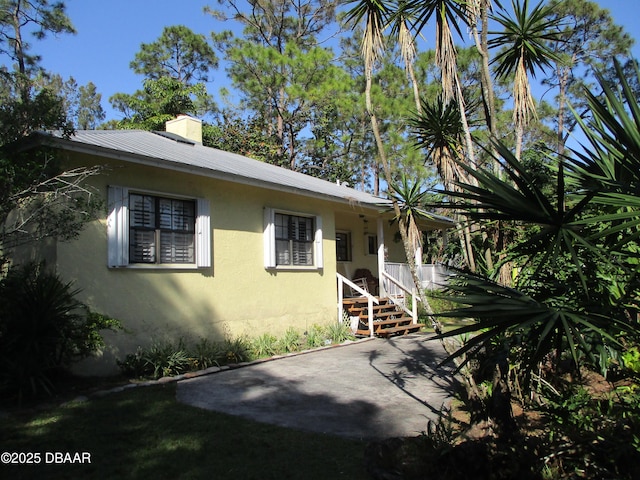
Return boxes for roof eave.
[36,132,389,212]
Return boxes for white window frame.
[263,207,323,270]
[335,230,352,262]
[107,186,211,269]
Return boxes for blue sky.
[30,0,640,122]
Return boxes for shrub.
[117,339,194,379]
[116,322,358,382]
[0,263,121,401]
[192,337,222,370]
[116,347,149,379]
[222,335,252,363]
[541,385,640,478]
[278,327,301,353]
[621,346,640,377]
[252,333,279,358]
[305,324,328,348]
[145,340,193,378]
[325,321,354,344]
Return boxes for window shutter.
[107,186,129,267]
[314,215,323,269]
[263,207,276,268]
[196,198,211,268]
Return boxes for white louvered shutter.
[195,198,211,268]
[314,215,323,269]
[107,186,129,267]
[263,207,276,268]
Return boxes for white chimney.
[165,115,202,144]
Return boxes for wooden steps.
[343,297,422,338]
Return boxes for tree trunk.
[407,61,421,113]
[365,64,433,325]
[463,222,477,272]
[488,355,518,438]
[471,1,500,172]
[556,64,570,156]
[11,2,29,103]
[515,121,524,161]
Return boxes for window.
[275,213,314,266]
[336,231,352,262]
[264,208,323,269]
[366,234,378,255]
[129,194,195,264]
[107,186,211,268]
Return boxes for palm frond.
[388,1,417,71]
[565,59,640,251]
[488,0,564,80]
[399,0,468,39]
[344,0,392,70]
[409,96,465,186]
[437,141,560,224]
[434,270,637,375]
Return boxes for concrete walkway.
[176,333,458,440]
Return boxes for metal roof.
[34,129,454,227]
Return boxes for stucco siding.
[57,154,341,374]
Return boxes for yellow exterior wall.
[56,153,361,374]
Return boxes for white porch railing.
[337,272,379,337]
[380,271,419,325]
[339,262,448,332]
[384,262,449,295]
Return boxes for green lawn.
[1,384,368,479]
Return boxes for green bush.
[621,346,640,377]
[116,347,148,379]
[0,263,121,401]
[325,321,354,344]
[305,324,328,348]
[222,335,252,363]
[117,322,358,381]
[540,385,640,478]
[278,327,301,353]
[118,337,243,379]
[192,337,223,369]
[144,340,193,378]
[252,333,280,358]
[117,339,194,379]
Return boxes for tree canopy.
[0,0,103,269]
[130,24,218,84]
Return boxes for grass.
[421,294,474,333]
[1,384,368,479]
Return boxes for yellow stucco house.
[18,116,453,374]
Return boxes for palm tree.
[399,0,478,170]
[344,0,391,197]
[399,0,465,102]
[345,0,432,306]
[384,0,485,276]
[388,0,421,112]
[410,96,465,191]
[389,176,426,259]
[466,0,498,148]
[434,61,640,431]
[387,176,440,316]
[409,96,477,271]
[346,0,460,322]
[488,0,562,160]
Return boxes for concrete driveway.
[176,333,458,440]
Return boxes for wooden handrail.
[380,271,419,324]
[337,273,379,337]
